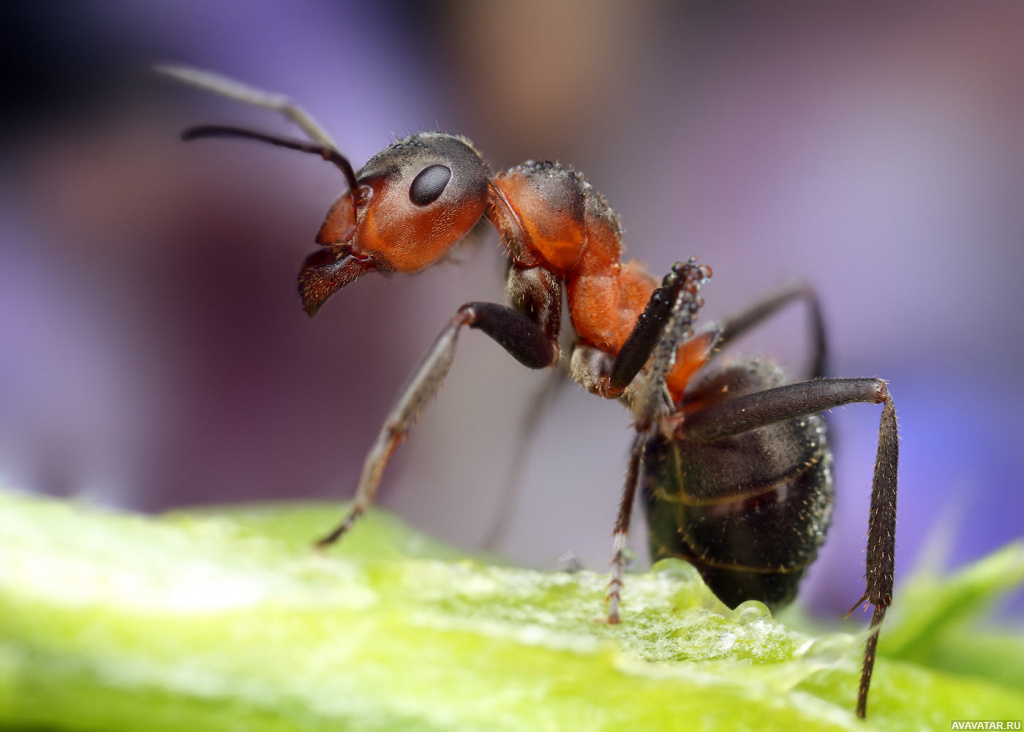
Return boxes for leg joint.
[458,301,559,369]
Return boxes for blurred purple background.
[2,1,1022,620]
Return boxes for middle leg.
[597,258,712,622]
[711,280,828,380]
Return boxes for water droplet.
[735,600,772,624]
[651,558,700,582]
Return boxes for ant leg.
[154,64,339,151]
[478,266,565,547]
[315,301,559,548]
[606,433,645,622]
[604,259,712,622]
[606,258,713,398]
[712,280,828,379]
[682,377,898,719]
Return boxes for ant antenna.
[182,125,360,193]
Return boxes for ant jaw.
[316,191,360,247]
[298,244,376,316]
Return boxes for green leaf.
[879,540,1024,693]
[0,489,1021,731]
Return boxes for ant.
[157,65,898,719]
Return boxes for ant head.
[182,125,490,316]
[303,133,491,315]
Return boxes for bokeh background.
[2,0,1022,621]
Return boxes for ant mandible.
[158,65,898,719]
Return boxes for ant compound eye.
[409,164,452,206]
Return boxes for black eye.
[409,164,452,206]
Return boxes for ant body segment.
[159,65,899,719]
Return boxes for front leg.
[317,263,562,547]
[315,301,559,547]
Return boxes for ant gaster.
[158,65,899,719]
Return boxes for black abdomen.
[642,359,834,609]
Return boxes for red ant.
[158,65,899,719]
